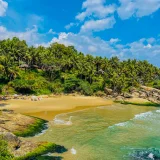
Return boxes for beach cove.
[2,96,160,159]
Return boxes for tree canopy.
[0,37,160,95]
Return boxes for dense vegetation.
[0,37,160,96]
[0,136,13,160]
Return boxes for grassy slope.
[13,117,48,137]
[15,142,67,160]
[115,100,160,107]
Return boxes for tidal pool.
[33,104,160,160]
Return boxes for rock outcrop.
[131,86,160,104]
[104,86,160,104]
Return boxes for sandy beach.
[1,95,113,120]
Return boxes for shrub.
[64,77,81,93]
[49,81,64,94]
[10,71,49,95]
[0,136,13,160]
[79,81,93,96]
[153,80,160,89]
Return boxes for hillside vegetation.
[0,37,160,96]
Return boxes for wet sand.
[2,95,113,120]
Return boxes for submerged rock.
[129,148,160,160]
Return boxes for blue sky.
[0,0,160,67]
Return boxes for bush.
[49,81,64,94]
[79,81,93,96]
[153,80,160,89]
[10,71,50,95]
[64,77,81,93]
[0,136,13,160]
[1,85,16,95]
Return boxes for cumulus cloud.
[48,33,160,66]
[80,16,116,32]
[50,32,117,56]
[0,25,44,45]
[48,29,56,35]
[110,38,120,43]
[0,0,8,16]
[76,0,116,21]
[117,0,160,20]
[65,22,79,30]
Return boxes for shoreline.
[1,95,113,120]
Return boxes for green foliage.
[115,101,160,107]
[63,74,81,93]
[153,80,160,89]
[49,81,64,94]
[79,81,93,96]
[9,71,50,95]
[0,136,13,160]
[15,143,67,160]
[0,37,160,95]
[14,118,48,137]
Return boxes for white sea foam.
[109,111,155,129]
[156,110,160,113]
[148,153,154,160]
[108,121,129,129]
[71,147,77,155]
[115,122,128,127]
[134,111,153,120]
[53,116,73,126]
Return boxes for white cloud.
[0,0,8,16]
[144,44,152,49]
[47,33,160,66]
[48,29,56,35]
[76,0,116,21]
[0,25,44,45]
[50,32,117,56]
[110,38,120,43]
[118,0,160,20]
[65,22,79,30]
[80,16,116,32]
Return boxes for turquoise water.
[34,104,160,160]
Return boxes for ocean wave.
[108,121,129,129]
[133,111,153,120]
[108,111,155,129]
[53,116,73,126]
[156,110,160,113]
[115,122,129,127]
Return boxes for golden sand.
[125,98,150,103]
[2,95,113,120]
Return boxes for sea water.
[34,104,160,160]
